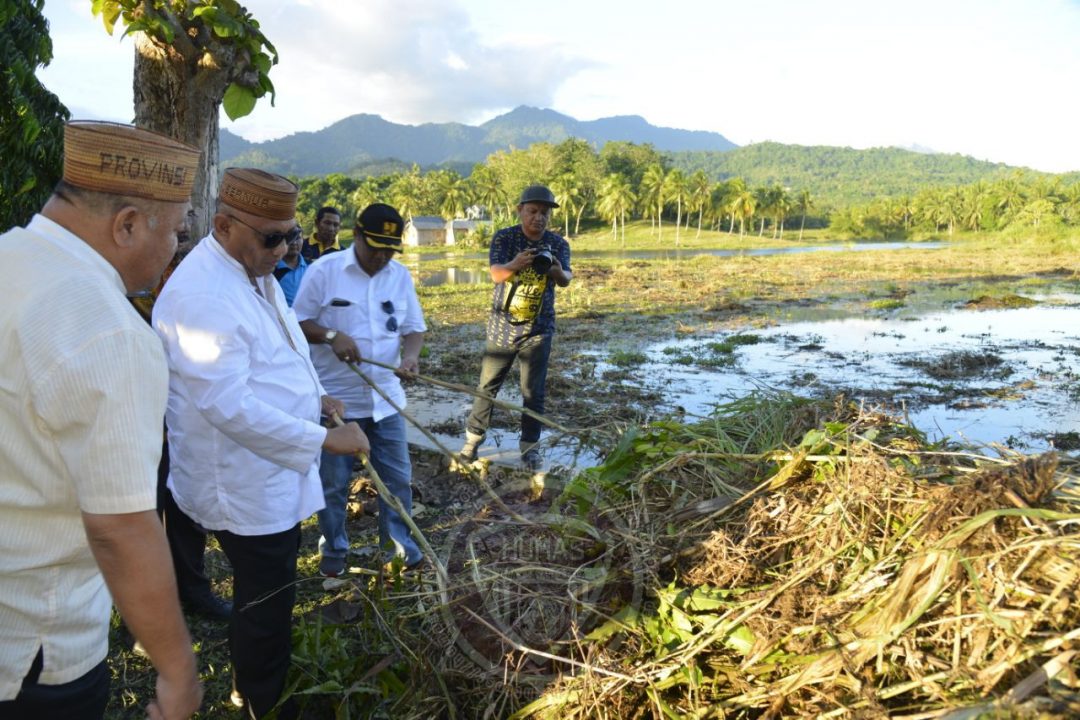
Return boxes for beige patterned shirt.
[0,215,166,697]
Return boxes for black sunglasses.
[381,300,398,332]
[228,215,302,248]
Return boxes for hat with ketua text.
[219,168,298,221]
[63,121,199,203]
[357,203,404,252]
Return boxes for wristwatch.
[325,330,338,343]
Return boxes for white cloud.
[35,0,1080,172]
[223,0,591,138]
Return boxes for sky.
[37,0,1080,173]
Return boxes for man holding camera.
[460,185,572,470]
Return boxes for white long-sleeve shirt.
[153,233,327,535]
[293,250,426,421]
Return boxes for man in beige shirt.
[0,122,203,719]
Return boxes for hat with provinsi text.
[357,203,404,253]
[63,120,199,203]
[219,168,298,221]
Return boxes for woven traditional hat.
[357,203,404,252]
[63,121,199,203]
[219,168,298,221]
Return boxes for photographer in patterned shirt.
[459,185,572,470]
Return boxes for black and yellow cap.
[356,202,404,252]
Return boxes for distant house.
[403,216,481,247]
[403,216,448,247]
[450,219,478,245]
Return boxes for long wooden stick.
[341,364,534,524]
[345,355,574,435]
[330,412,452,593]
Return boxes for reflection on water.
[643,299,1080,452]
[407,241,948,287]
[417,267,489,287]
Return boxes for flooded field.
[633,287,1080,452]
[405,240,947,286]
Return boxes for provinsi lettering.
[98,153,188,186]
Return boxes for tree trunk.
[675,199,682,246]
[799,213,806,241]
[133,32,235,242]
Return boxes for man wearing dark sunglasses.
[152,168,369,719]
[294,203,427,577]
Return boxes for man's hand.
[509,247,537,272]
[323,421,370,456]
[329,332,361,364]
[321,395,345,420]
[83,510,202,720]
[395,355,420,381]
[147,669,203,720]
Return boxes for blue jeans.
[317,412,420,566]
[466,333,553,444]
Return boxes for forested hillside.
[671,142,1024,208]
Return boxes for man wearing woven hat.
[152,168,369,719]
[294,203,427,576]
[459,184,572,470]
[0,121,202,718]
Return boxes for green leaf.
[584,605,640,641]
[723,623,755,655]
[222,83,257,120]
[252,52,272,74]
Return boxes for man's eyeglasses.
[228,215,302,248]
[382,300,398,332]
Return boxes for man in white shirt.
[294,203,426,576]
[153,168,369,719]
[0,121,202,719]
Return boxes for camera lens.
[532,249,553,274]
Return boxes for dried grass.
[485,394,1080,719]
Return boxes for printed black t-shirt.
[486,225,571,347]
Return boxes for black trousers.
[215,524,301,719]
[0,648,109,719]
[156,438,214,602]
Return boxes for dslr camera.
[531,246,554,274]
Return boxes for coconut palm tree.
[663,169,687,245]
[351,176,382,213]
[388,166,424,222]
[469,165,507,228]
[729,186,756,237]
[753,186,774,237]
[723,178,747,234]
[597,173,636,246]
[640,164,666,238]
[794,189,814,241]
[549,172,581,236]
[432,170,468,220]
[687,170,711,238]
[769,184,791,239]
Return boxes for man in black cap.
[294,203,427,575]
[459,184,572,470]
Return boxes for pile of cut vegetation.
[467,393,1080,719]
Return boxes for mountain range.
[219,105,738,176]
